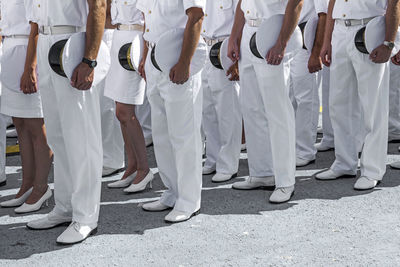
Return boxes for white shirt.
[137,0,206,43]
[111,0,143,26]
[299,0,329,23]
[332,0,387,20]
[202,0,239,39]
[25,0,88,27]
[241,0,288,21]
[0,0,30,36]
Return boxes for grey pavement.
[0,136,400,266]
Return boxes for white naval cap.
[0,45,28,92]
[209,38,235,72]
[250,14,303,60]
[48,32,111,87]
[304,15,319,52]
[119,34,143,72]
[151,28,207,76]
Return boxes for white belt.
[203,36,228,46]
[246,19,262,27]
[4,35,29,39]
[335,17,375,27]
[39,25,85,35]
[116,24,144,32]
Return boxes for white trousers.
[202,58,242,175]
[145,52,203,214]
[389,62,400,140]
[319,67,334,147]
[0,102,6,183]
[330,23,389,179]
[290,49,320,160]
[136,92,152,139]
[239,25,296,188]
[37,33,103,224]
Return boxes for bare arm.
[170,7,204,84]
[138,16,148,81]
[227,0,245,62]
[20,22,39,94]
[320,0,335,67]
[308,12,327,73]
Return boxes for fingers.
[70,69,78,88]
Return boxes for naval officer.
[26,0,107,244]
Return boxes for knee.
[116,106,136,124]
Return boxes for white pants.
[136,92,152,139]
[202,58,241,175]
[330,23,389,179]
[0,101,6,183]
[389,62,400,140]
[37,33,103,225]
[145,52,203,214]
[290,49,320,161]
[319,67,334,147]
[239,25,296,188]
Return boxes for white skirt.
[0,38,43,118]
[104,30,145,105]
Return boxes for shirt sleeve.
[314,0,329,14]
[183,0,206,11]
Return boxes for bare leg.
[116,102,150,184]
[24,118,52,204]
[120,128,137,180]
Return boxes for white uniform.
[137,0,205,214]
[389,62,400,141]
[329,0,389,179]
[201,0,242,175]
[136,95,152,140]
[27,0,102,225]
[240,0,295,187]
[290,0,328,161]
[0,0,43,118]
[98,29,125,170]
[0,41,5,185]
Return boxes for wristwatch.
[82,57,98,68]
[383,41,395,50]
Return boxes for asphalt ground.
[0,135,400,266]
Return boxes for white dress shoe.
[56,222,98,245]
[241,143,247,151]
[142,200,171,212]
[27,212,71,230]
[15,187,52,214]
[269,185,295,203]
[107,172,137,188]
[124,171,154,193]
[391,161,400,169]
[317,126,323,134]
[0,188,33,208]
[202,166,216,175]
[211,173,237,183]
[145,137,153,147]
[315,169,356,180]
[232,176,275,190]
[315,142,334,152]
[296,158,315,167]
[102,166,123,177]
[164,209,200,223]
[354,177,380,190]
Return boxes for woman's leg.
[24,118,52,204]
[13,117,35,198]
[116,102,149,184]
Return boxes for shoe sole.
[164,209,201,224]
[269,191,295,204]
[390,165,400,170]
[354,181,381,191]
[232,185,276,191]
[102,168,125,178]
[0,181,6,187]
[317,148,334,152]
[315,174,356,181]
[26,221,71,231]
[56,228,98,246]
[212,173,238,183]
[203,170,216,176]
[142,206,173,212]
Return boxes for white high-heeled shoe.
[107,172,137,188]
[123,171,154,193]
[0,188,33,208]
[15,187,52,214]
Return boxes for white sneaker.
[164,209,200,223]
[27,211,71,230]
[232,176,275,190]
[354,177,380,190]
[145,137,153,147]
[202,166,216,175]
[315,169,356,180]
[390,161,400,169]
[107,172,137,188]
[56,222,97,245]
[15,187,52,214]
[1,188,33,208]
[124,171,154,193]
[211,173,237,183]
[269,186,295,203]
[142,200,171,212]
[315,142,334,152]
[102,166,123,177]
[296,158,315,167]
